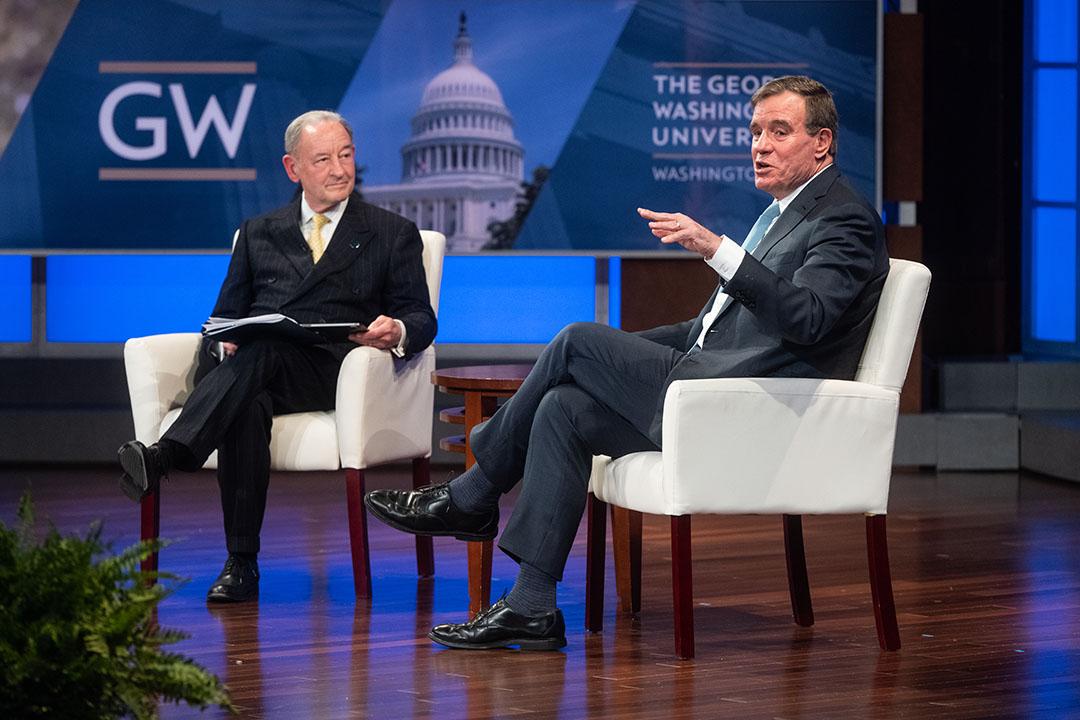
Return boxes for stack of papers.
[202,314,367,344]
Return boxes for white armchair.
[124,230,446,598]
[585,258,931,658]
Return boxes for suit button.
[352,287,361,295]
[267,276,277,284]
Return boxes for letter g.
[99,82,166,160]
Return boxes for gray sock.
[447,463,500,513]
[504,561,558,616]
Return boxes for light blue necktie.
[742,201,781,255]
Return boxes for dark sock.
[234,551,257,564]
[149,440,177,474]
[155,438,198,473]
[448,464,500,513]
[504,561,558,616]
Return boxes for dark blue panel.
[1034,68,1077,203]
[1035,0,1078,63]
[46,255,230,342]
[0,0,383,250]
[438,256,595,343]
[1032,207,1077,343]
[515,0,879,251]
[0,256,33,342]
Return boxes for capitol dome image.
[362,13,525,251]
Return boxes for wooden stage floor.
[2,464,1079,719]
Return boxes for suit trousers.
[161,339,341,554]
[470,322,683,580]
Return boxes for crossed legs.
[366,322,683,648]
[162,338,341,552]
[121,338,341,600]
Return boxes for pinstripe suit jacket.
[210,192,436,362]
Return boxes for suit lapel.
[290,194,374,300]
[752,165,839,260]
[709,166,841,328]
[267,198,312,277]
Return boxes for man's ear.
[814,128,833,159]
[282,154,301,183]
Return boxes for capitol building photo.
[362,14,525,252]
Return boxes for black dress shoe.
[429,597,566,651]
[118,440,166,503]
[206,554,259,603]
[364,482,498,541]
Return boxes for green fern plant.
[0,491,235,719]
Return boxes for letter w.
[169,83,256,159]
[652,101,674,120]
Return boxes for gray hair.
[751,76,838,157]
[284,110,354,155]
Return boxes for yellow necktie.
[308,213,330,263]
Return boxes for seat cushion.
[159,408,340,472]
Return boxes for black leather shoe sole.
[118,441,158,503]
[119,474,146,504]
[428,629,567,651]
[363,493,498,542]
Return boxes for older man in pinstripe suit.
[117,110,437,602]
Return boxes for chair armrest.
[659,377,900,515]
[123,333,202,444]
[335,345,436,469]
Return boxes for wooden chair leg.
[468,540,493,617]
[345,468,373,598]
[783,514,814,627]
[866,514,901,651]
[627,509,642,614]
[412,457,435,578]
[585,494,607,632]
[611,505,629,611]
[670,514,694,659]
[611,506,643,614]
[140,490,160,581]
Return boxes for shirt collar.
[300,193,349,226]
[777,163,833,215]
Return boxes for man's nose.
[328,155,345,176]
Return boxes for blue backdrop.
[0,0,879,252]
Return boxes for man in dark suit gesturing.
[117,110,436,602]
[366,76,888,650]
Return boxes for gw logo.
[98,82,257,161]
